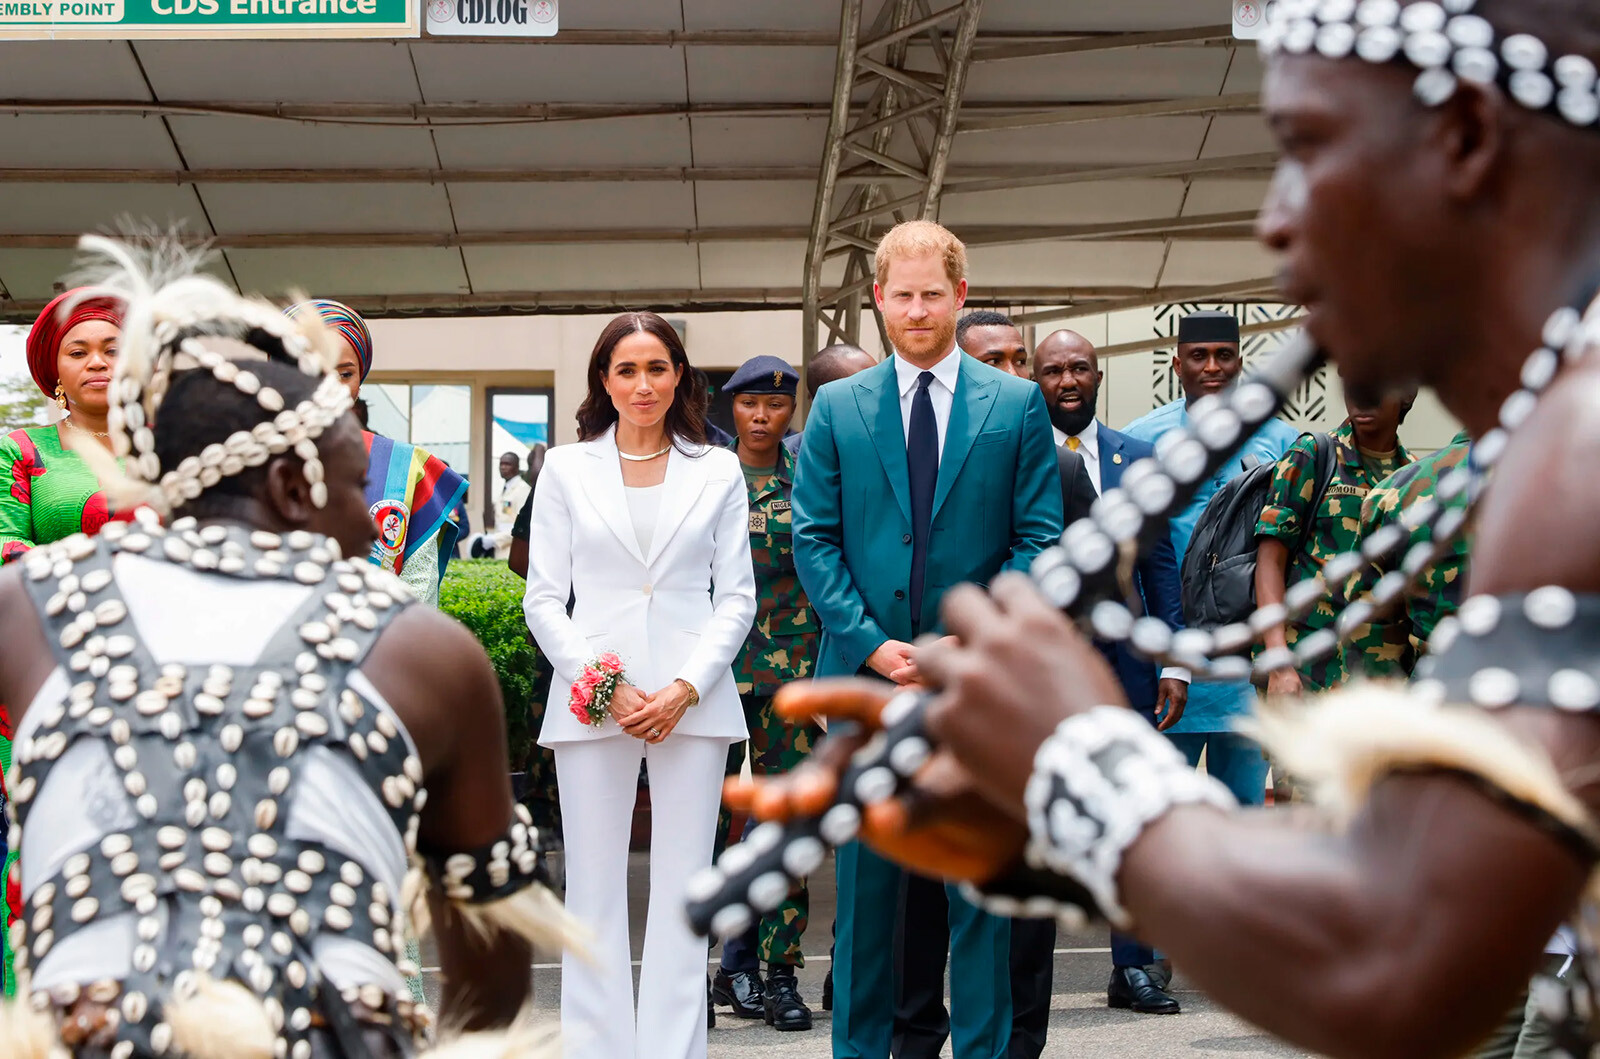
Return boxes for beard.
[1047,394,1097,438]
[886,314,957,362]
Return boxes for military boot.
[764,964,813,1032]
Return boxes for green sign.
[0,0,415,37]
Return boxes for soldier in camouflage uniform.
[709,355,822,1032]
[1340,430,1472,680]
[1254,394,1413,694]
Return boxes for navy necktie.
[907,370,938,626]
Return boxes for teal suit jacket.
[793,355,1065,677]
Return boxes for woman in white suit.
[523,311,756,1059]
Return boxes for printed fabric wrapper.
[570,652,627,727]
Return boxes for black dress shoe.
[764,965,813,1032]
[707,976,716,1029]
[712,969,766,1019]
[1146,959,1173,992]
[822,969,833,1011]
[1108,966,1181,1014]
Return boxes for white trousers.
[554,733,729,1059]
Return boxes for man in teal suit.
[792,220,1063,1059]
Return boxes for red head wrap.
[26,289,125,398]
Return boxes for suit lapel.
[646,443,711,567]
[583,430,647,565]
[1097,421,1123,492]
[853,360,912,525]
[932,359,998,518]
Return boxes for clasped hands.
[724,572,1132,885]
[613,679,694,744]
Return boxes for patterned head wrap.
[26,288,125,397]
[287,299,374,381]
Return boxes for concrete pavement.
[423,851,1310,1057]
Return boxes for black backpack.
[1180,432,1334,629]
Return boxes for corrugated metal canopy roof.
[0,0,1280,324]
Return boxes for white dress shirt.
[1054,424,1102,496]
[894,346,961,457]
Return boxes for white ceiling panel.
[226,248,469,296]
[1160,239,1278,285]
[433,116,692,168]
[682,0,850,33]
[964,47,1232,103]
[133,41,421,103]
[942,179,1187,227]
[0,115,183,168]
[0,41,150,99]
[0,247,232,301]
[1181,178,1270,217]
[464,243,701,293]
[966,240,1165,288]
[698,241,809,288]
[449,182,697,231]
[168,117,440,169]
[0,249,89,301]
[0,185,209,235]
[698,241,843,289]
[689,117,829,166]
[693,181,813,227]
[1200,114,1276,158]
[978,0,1227,33]
[412,44,687,104]
[685,46,838,105]
[948,117,1211,165]
[1223,48,1267,95]
[198,184,456,234]
[555,0,683,30]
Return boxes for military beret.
[725,355,799,396]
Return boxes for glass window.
[362,382,472,477]
[486,388,554,491]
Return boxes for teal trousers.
[832,840,1012,1059]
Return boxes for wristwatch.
[674,678,700,708]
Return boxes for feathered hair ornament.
[62,233,352,515]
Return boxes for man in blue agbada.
[1121,311,1299,805]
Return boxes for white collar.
[894,345,962,398]
[1070,424,1099,459]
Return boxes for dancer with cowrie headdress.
[0,238,573,1059]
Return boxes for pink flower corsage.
[570,652,627,727]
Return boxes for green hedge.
[438,559,540,770]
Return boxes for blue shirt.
[1121,397,1300,733]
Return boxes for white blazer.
[524,427,757,746]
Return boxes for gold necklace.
[63,418,110,439]
[618,444,671,462]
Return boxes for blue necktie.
[908,370,938,626]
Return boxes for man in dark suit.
[1016,329,1190,1032]
[786,343,878,456]
[794,221,1062,1059]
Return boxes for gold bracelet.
[674,678,700,708]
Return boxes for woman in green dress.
[0,288,123,997]
[1,289,125,563]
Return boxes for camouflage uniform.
[716,440,822,966]
[1340,430,1473,680]
[1255,422,1411,691]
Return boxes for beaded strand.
[1076,300,1596,685]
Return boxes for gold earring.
[53,383,67,410]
